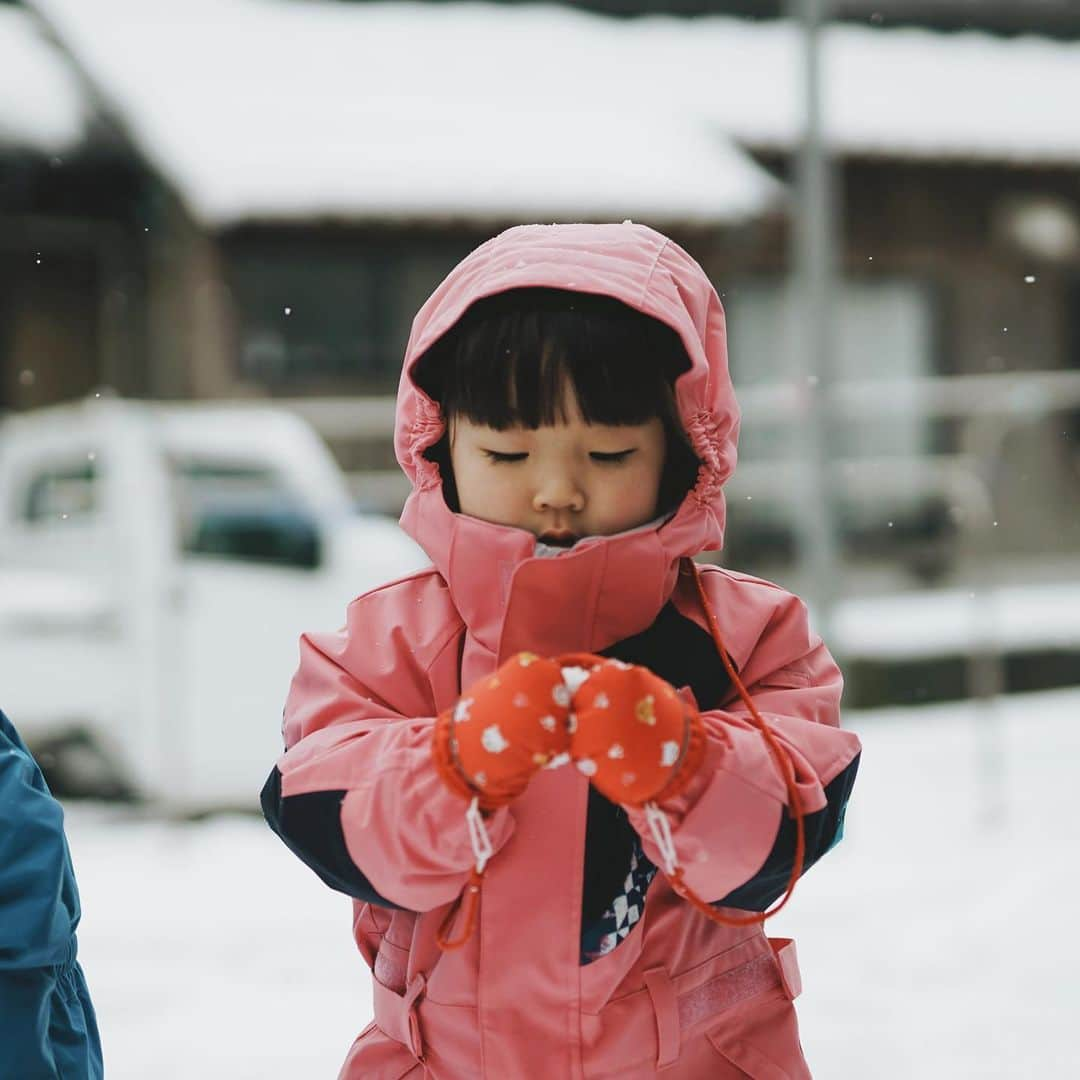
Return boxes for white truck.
[0,396,428,811]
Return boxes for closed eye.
[483,450,528,463]
[590,450,636,463]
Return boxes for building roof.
[26,0,783,228]
[694,15,1080,164]
[24,0,1080,229]
[0,5,87,153]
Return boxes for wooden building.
[4,0,1080,588]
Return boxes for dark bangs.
[412,287,702,515]
[413,288,691,430]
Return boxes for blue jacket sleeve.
[0,710,104,1079]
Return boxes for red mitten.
[432,652,572,812]
[567,658,705,808]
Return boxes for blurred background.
[2,0,1078,1076]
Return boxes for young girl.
[262,222,861,1078]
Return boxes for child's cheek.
[489,473,527,518]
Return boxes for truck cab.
[0,397,429,810]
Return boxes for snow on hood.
[394,221,739,557]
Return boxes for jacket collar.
[401,476,717,662]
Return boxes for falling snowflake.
[539,714,557,732]
[481,725,510,754]
[607,744,625,759]
[576,758,597,777]
[592,692,610,709]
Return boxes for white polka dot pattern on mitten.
[565,657,702,807]
[434,652,573,811]
[481,725,510,754]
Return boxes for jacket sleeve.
[626,571,861,909]
[0,711,104,1080]
[261,578,516,913]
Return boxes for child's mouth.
[538,532,579,548]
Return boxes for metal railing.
[279,370,1080,824]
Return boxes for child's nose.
[532,472,585,512]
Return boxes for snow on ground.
[66,807,367,1079]
[64,687,1080,1078]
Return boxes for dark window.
[226,238,467,392]
[22,459,99,524]
[169,458,321,569]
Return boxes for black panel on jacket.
[601,600,732,713]
[581,601,735,923]
[713,751,861,911]
[260,766,408,909]
[581,785,637,925]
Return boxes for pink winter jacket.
[264,224,862,1078]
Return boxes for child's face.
[448,380,667,546]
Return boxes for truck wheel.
[32,729,138,801]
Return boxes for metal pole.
[789,0,845,657]
[963,415,1008,828]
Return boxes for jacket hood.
[394,222,740,660]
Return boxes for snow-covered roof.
[685,17,1080,164]
[25,0,782,228]
[0,5,88,153]
[25,0,1080,229]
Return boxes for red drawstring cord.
[436,866,484,950]
[678,556,806,926]
[436,797,493,950]
[435,556,808,948]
